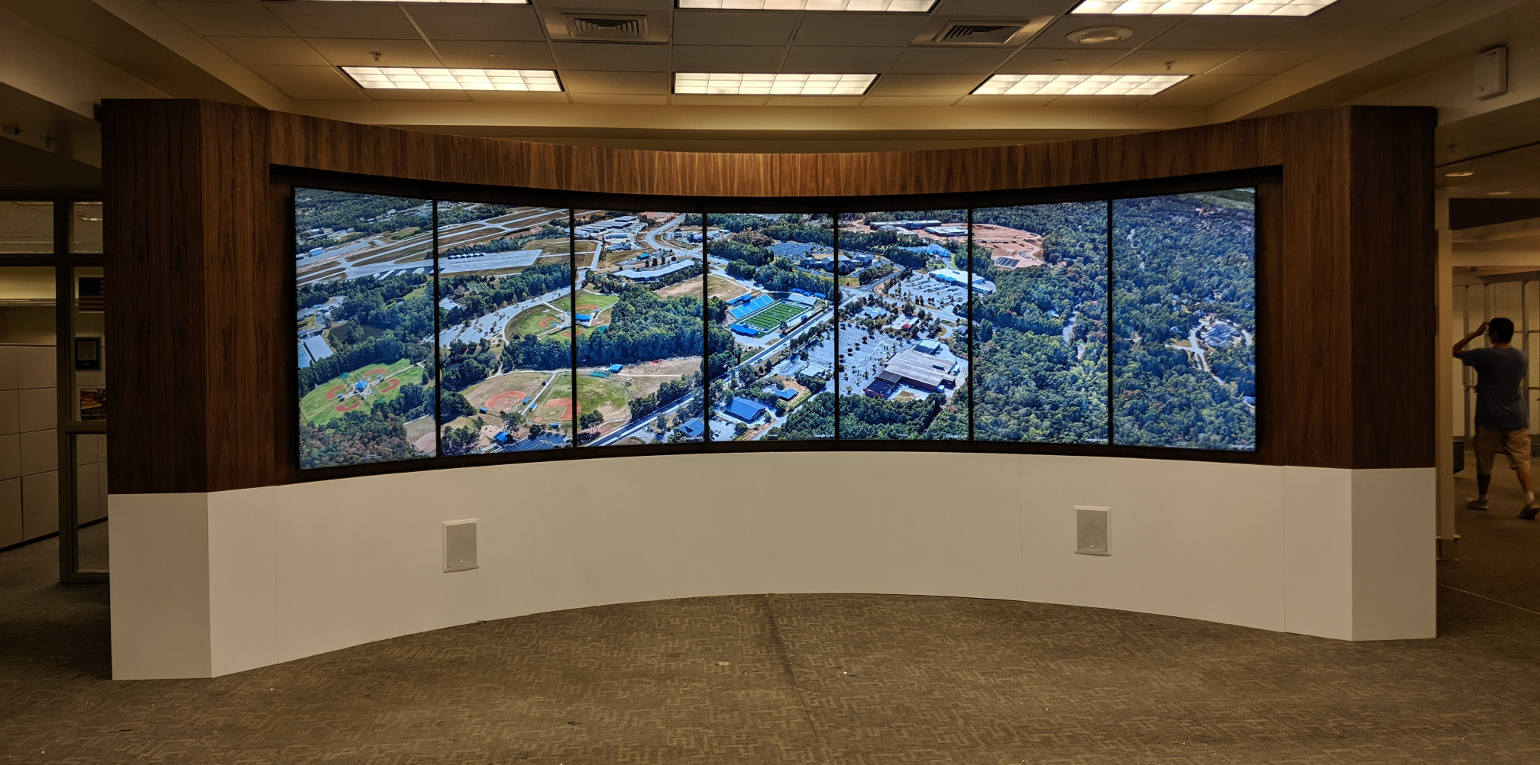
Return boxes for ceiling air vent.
[564,14,647,42]
[932,22,1028,46]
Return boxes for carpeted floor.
[2,476,1540,764]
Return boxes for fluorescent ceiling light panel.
[973,73,1188,96]
[342,67,561,91]
[676,0,935,11]
[673,73,877,95]
[1070,0,1337,15]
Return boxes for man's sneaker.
[1466,496,1490,510]
[1520,504,1539,521]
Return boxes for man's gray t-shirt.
[1460,346,1529,431]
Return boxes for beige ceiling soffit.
[0,83,104,169]
[1354,26,1540,126]
[0,6,164,119]
[1452,217,1540,244]
[296,101,1203,133]
[1205,0,1532,124]
[90,0,296,112]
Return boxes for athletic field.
[743,300,808,332]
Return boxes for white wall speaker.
[1075,505,1110,556]
[442,519,478,573]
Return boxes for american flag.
[77,276,104,312]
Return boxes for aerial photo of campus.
[435,201,575,456]
[570,209,709,447]
[1112,190,1257,451]
[709,213,837,441]
[295,188,437,469]
[971,201,1109,444]
[834,210,971,440]
[296,187,1257,467]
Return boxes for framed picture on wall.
[79,387,106,421]
[74,337,101,370]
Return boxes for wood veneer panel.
[102,100,211,493]
[1348,108,1437,469]
[104,100,1436,491]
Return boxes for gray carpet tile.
[3,480,1540,764]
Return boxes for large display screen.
[972,202,1109,444]
[294,185,1258,469]
[1112,190,1257,451]
[572,210,706,446]
[836,210,968,440]
[436,201,573,456]
[295,188,437,469]
[710,213,836,441]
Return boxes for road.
[436,284,571,347]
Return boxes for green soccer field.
[744,301,807,331]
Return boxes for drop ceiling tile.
[866,73,983,97]
[208,37,328,68]
[1205,48,1322,76]
[569,93,669,105]
[673,11,801,46]
[402,5,545,42]
[674,46,785,73]
[158,1,292,38]
[996,47,1124,74]
[933,0,1077,14]
[1026,15,1180,50]
[1144,18,1299,51]
[307,39,440,68]
[364,89,473,102]
[765,96,865,106]
[887,46,1015,75]
[432,41,555,69]
[862,95,962,106]
[466,92,572,104]
[669,94,769,106]
[537,0,673,8]
[552,42,669,72]
[1143,74,1268,106]
[1313,0,1443,20]
[955,93,1056,106]
[253,65,368,101]
[1250,14,1386,51]
[782,46,905,72]
[1105,49,1240,75]
[560,70,669,95]
[266,3,419,40]
[789,14,933,47]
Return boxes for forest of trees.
[725,258,834,297]
[1111,192,1256,450]
[971,201,1109,444]
[295,190,430,251]
[441,263,569,326]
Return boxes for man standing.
[1454,317,1540,518]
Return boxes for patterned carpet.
[3,481,1540,763]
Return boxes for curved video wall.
[294,183,1257,471]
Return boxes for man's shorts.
[1475,426,1532,474]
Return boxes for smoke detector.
[1066,25,1135,45]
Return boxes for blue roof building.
[723,397,769,423]
[775,388,798,401]
[608,363,624,373]
[678,418,706,439]
[354,380,367,392]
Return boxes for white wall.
[109,453,1437,679]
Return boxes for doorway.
[0,196,107,582]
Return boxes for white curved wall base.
[108,453,1435,679]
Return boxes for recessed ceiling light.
[676,0,935,10]
[973,73,1188,96]
[1486,190,1514,196]
[1066,25,1136,44]
[341,67,562,91]
[673,73,877,95]
[1444,170,1476,178]
[1070,0,1338,15]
